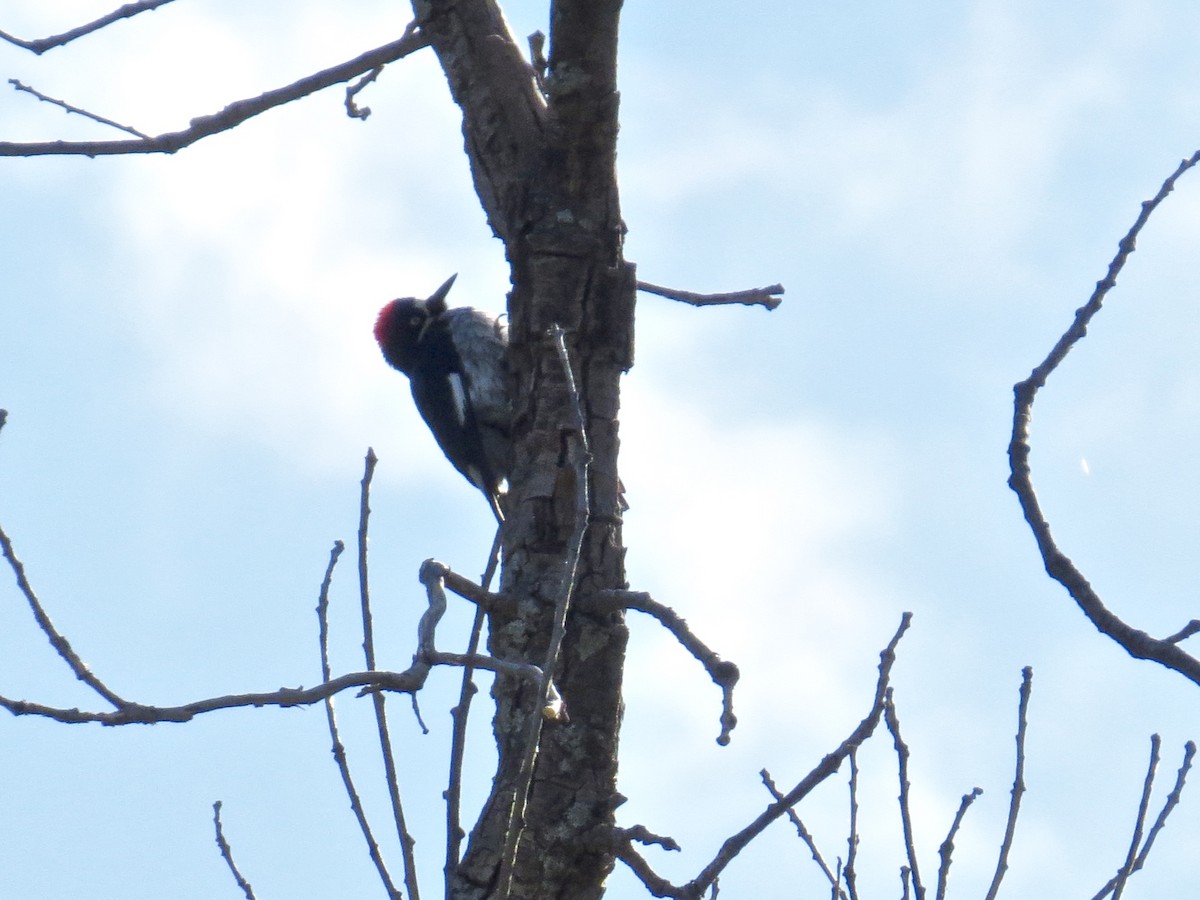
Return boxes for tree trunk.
[418,1,633,896]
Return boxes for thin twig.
[0,522,128,708]
[0,28,431,157]
[636,279,783,310]
[884,689,925,900]
[496,325,593,900]
[1111,735,1161,900]
[1091,740,1196,900]
[444,526,503,896]
[316,540,402,899]
[1136,741,1197,867]
[984,666,1033,900]
[355,449,420,900]
[595,589,738,743]
[1007,150,1200,686]
[345,67,383,120]
[1163,620,1200,644]
[212,801,256,900]
[410,693,429,734]
[8,79,151,138]
[0,0,181,53]
[617,615,913,899]
[761,769,847,900]
[935,787,983,900]
[619,824,682,852]
[845,750,860,900]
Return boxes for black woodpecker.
[374,274,510,522]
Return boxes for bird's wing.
[410,372,490,493]
[442,307,508,431]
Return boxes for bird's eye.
[409,316,423,327]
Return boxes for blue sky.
[4,1,1200,897]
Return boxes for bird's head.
[374,274,458,374]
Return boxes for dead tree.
[0,3,775,898]
[2,5,1196,900]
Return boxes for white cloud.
[621,0,1136,284]
[90,9,509,478]
[619,378,902,747]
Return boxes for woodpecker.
[374,274,511,522]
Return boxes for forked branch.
[316,543,403,900]
[761,769,848,900]
[616,614,911,899]
[0,27,429,157]
[1091,738,1196,900]
[0,522,538,732]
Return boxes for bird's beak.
[426,273,458,308]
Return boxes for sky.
[3,0,1200,897]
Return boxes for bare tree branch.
[1163,620,1200,645]
[345,67,384,120]
[353,449,421,900]
[0,27,430,157]
[1094,734,1195,897]
[316,543,404,900]
[0,522,128,708]
[212,801,257,900]
[0,669,423,725]
[316,539,402,899]
[618,824,681,853]
[637,279,783,311]
[415,560,548,687]
[761,769,848,900]
[414,0,545,245]
[445,526,503,895]
[1007,150,1200,686]
[595,588,739,744]
[0,0,181,53]
[984,666,1033,900]
[845,750,861,900]
[616,614,912,900]
[1137,741,1197,868]
[1112,735,1161,900]
[935,787,983,900]
[440,561,512,614]
[884,689,926,900]
[0,552,539,729]
[8,79,150,137]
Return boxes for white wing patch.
[448,372,468,427]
